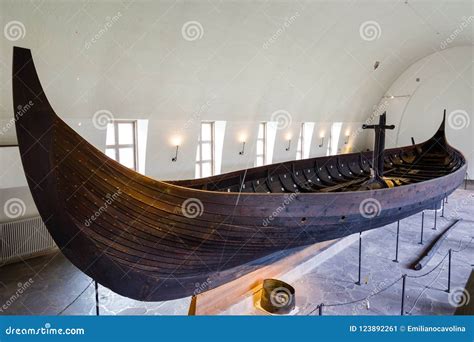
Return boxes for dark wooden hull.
[12,47,467,301]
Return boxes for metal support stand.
[446,249,452,293]
[419,212,424,245]
[356,232,362,285]
[445,196,448,204]
[319,303,323,316]
[433,205,437,230]
[400,274,406,316]
[441,198,445,217]
[94,281,99,316]
[393,221,400,263]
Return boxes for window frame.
[256,122,267,166]
[196,121,215,178]
[296,122,305,160]
[105,120,138,171]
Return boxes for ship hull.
[12,47,466,301]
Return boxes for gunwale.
[12,46,467,301]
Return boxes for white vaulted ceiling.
[0,0,472,136]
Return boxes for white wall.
[0,147,27,189]
[0,1,472,222]
[375,46,473,178]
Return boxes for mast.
[362,112,395,180]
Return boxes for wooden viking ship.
[13,47,466,301]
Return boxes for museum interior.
[0,0,472,316]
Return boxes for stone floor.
[0,184,473,316]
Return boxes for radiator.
[0,216,57,266]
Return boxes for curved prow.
[13,47,55,122]
[420,110,448,153]
[433,109,447,141]
[13,47,58,227]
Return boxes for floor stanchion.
[393,221,400,263]
[419,212,424,245]
[446,249,452,293]
[356,232,362,285]
[401,274,406,316]
[94,281,100,316]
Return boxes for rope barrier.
[57,279,94,315]
[450,236,474,253]
[307,276,403,315]
[407,251,449,279]
[406,259,446,315]
[306,208,471,315]
[56,197,470,317]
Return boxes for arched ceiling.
[0,0,472,128]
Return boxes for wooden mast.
[362,112,395,182]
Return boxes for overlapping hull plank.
[13,47,467,301]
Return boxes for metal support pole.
[446,249,452,293]
[393,221,400,263]
[94,281,99,316]
[433,205,437,230]
[445,196,448,204]
[319,303,323,316]
[441,198,445,217]
[401,275,406,316]
[356,232,362,285]
[419,212,424,245]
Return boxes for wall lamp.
[171,145,179,162]
[239,141,246,155]
[318,136,324,148]
[285,133,292,151]
[171,136,182,162]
